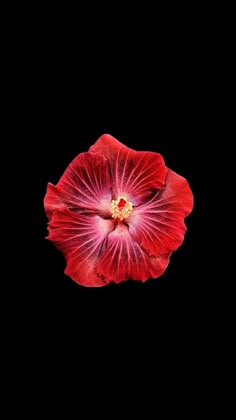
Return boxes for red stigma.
[117,198,126,209]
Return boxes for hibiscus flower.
[44,134,193,287]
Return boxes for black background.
[5,4,231,414]
[8,8,224,411]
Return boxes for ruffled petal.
[96,223,171,284]
[44,151,112,220]
[128,169,194,257]
[89,134,167,206]
[47,209,115,287]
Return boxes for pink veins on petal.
[44,134,194,287]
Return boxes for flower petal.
[96,223,171,284]
[128,169,194,257]
[47,209,115,287]
[44,151,112,220]
[89,134,167,206]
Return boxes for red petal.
[128,169,194,257]
[96,223,171,283]
[47,209,114,287]
[89,134,167,206]
[44,151,112,220]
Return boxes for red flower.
[44,134,193,287]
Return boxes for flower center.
[111,196,133,221]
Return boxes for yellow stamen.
[111,196,133,221]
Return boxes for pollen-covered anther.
[111,196,133,221]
